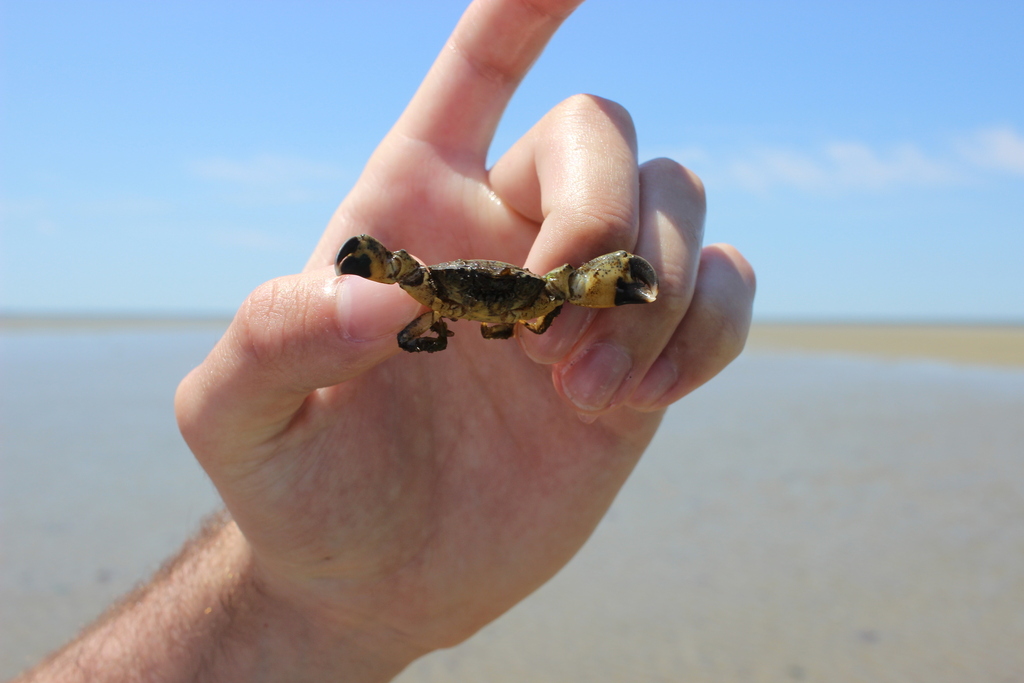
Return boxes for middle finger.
[550,157,707,414]
[489,94,641,357]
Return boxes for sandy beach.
[2,321,1022,681]
[747,322,1024,367]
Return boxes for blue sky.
[2,0,1022,321]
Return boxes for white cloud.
[191,154,344,186]
[189,154,351,205]
[730,149,827,193]
[0,198,51,232]
[647,125,1024,196]
[1,196,169,236]
[956,126,1024,175]
[213,228,292,252]
[727,141,959,194]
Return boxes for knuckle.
[555,94,637,147]
[675,302,749,395]
[703,308,750,373]
[568,201,637,250]
[235,277,313,382]
[718,244,757,295]
[714,305,750,361]
[652,261,694,319]
[174,370,204,447]
[697,250,756,361]
[703,243,757,299]
[642,156,686,176]
[641,157,707,211]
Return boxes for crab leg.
[397,311,453,353]
[521,305,563,335]
[480,323,516,340]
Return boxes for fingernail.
[628,356,679,410]
[336,276,421,342]
[521,306,596,364]
[560,343,632,412]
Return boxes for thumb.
[176,267,422,458]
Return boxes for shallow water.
[0,329,224,678]
[2,329,1023,681]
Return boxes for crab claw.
[566,251,659,308]
[615,254,659,305]
[335,234,396,283]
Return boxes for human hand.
[175,0,754,674]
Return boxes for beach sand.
[748,322,1024,367]
[2,322,1022,681]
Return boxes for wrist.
[201,517,428,682]
[21,513,425,683]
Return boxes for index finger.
[391,0,584,162]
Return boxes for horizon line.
[2,312,1023,330]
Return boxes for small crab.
[335,234,658,353]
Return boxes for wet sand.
[4,317,1021,366]
[747,322,1024,367]
[2,321,1022,681]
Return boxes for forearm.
[17,513,418,683]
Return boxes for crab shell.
[414,259,561,323]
